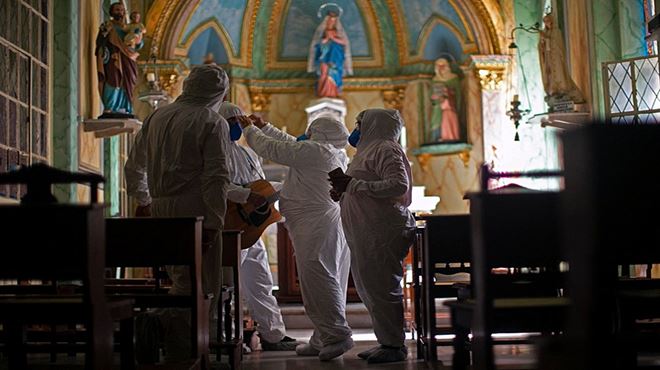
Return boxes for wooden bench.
[414,214,471,361]
[559,124,660,369]
[106,217,209,369]
[446,177,568,369]
[0,204,132,370]
[210,230,243,370]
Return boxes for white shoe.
[295,343,320,356]
[318,338,355,361]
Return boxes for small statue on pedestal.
[538,12,584,110]
[95,2,143,118]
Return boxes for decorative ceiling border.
[387,0,504,65]
[412,15,478,60]
[148,0,258,68]
[266,0,384,70]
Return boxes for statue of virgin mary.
[307,3,353,98]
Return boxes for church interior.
[1,0,660,369]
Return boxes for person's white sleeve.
[244,125,315,168]
[260,123,297,142]
[201,120,231,230]
[124,121,152,206]
[227,183,251,204]
[346,146,409,198]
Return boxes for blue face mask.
[228,119,242,141]
[348,128,361,147]
[296,134,309,142]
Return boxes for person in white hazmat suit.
[217,102,300,351]
[125,64,231,363]
[236,114,354,361]
[329,108,416,364]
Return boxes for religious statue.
[427,57,464,143]
[95,2,142,118]
[307,3,353,98]
[123,11,146,50]
[538,12,584,107]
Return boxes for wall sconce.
[508,22,541,49]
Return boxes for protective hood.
[177,64,229,109]
[218,102,245,120]
[307,116,349,149]
[356,108,403,148]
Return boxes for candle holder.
[506,97,530,141]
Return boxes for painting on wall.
[421,56,467,145]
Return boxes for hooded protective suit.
[340,109,416,350]
[125,64,230,362]
[243,117,353,353]
[218,102,289,344]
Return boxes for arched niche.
[186,26,231,65]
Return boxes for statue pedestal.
[81,118,142,138]
[304,98,347,125]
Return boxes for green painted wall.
[590,0,647,118]
[52,0,79,202]
[513,0,545,116]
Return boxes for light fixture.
[138,46,169,110]
[506,23,540,141]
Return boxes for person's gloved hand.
[329,173,353,193]
[237,115,253,129]
[329,188,342,202]
[249,114,267,129]
[247,192,267,208]
[135,204,151,217]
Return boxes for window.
[0,0,50,199]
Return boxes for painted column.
[104,137,120,216]
[52,0,79,202]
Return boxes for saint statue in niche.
[538,11,584,106]
[307,3,353,98]
[426,57,465,143]
[95,2,142,118]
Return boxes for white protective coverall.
[243,117,353,357]
[125,64,231,362]
[340,109,416,358]
[218,102,288,344]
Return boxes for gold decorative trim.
[250,92,271,112]
[148,0,181,58]
[245,0,260,68]
[266,0,384,70]
[382,88,405,111]
[470,0,502,55]
[386,0,410,65]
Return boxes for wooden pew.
[560,124,660,370]
[0,204,121,370]
[210,230,243,370]
[105,217,209,369]
[446,166,568,370]
[414,215,471,361]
